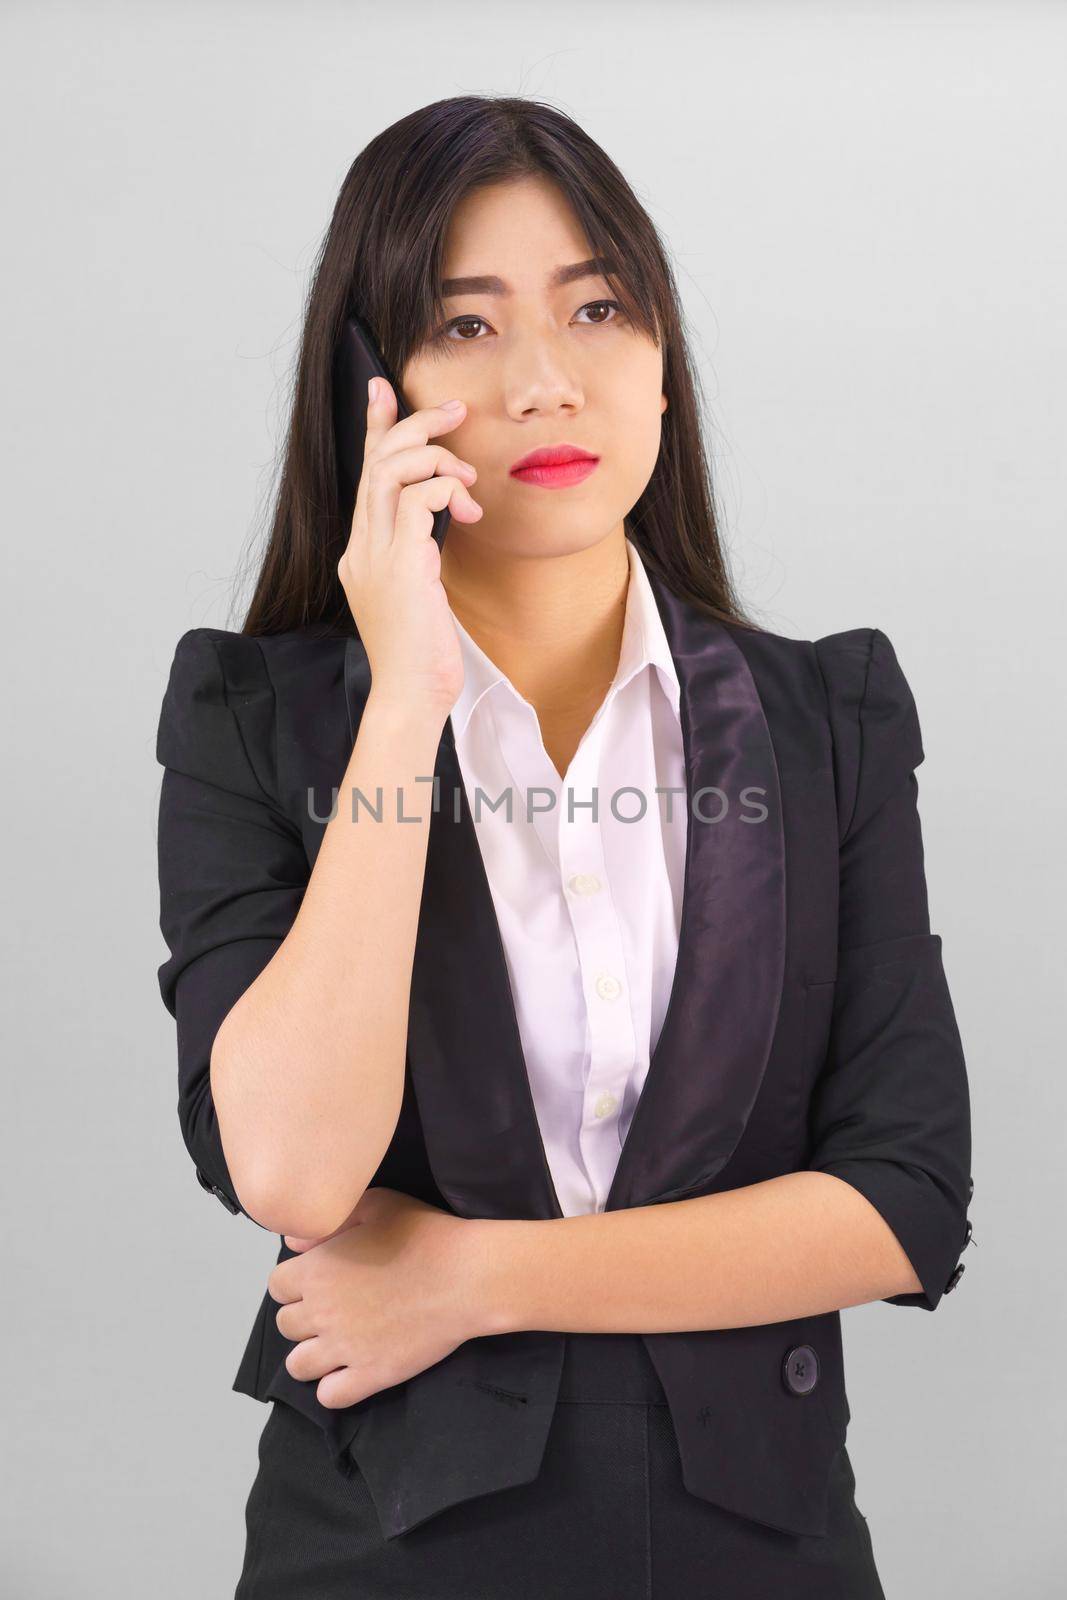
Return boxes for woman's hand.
[267,1186,496,1408]
[337,378,483,722]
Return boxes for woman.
[155,96,974,1598]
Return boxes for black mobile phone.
[332,311,451,550]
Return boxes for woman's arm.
[158,392,477,1241]
[209,689,446,1239]
[468,1171,921,1335]
[267,1175,917,1405]
[157,631,447,1242]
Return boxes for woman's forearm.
[211,690,446,1238]
[473,1171,923,1335]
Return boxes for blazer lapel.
[343,568,786,1224]
[406,716,566,1222]
[604,570,786,1210]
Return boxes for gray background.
[3,0,1062,1592]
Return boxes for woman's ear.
[660,392,669,414]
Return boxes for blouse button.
[593,1092,618,1119]
[595,973,622,1001]
[568,873,602,896]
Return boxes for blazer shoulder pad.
[813,626,925,844]
[155,627,279,806]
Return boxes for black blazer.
[155,568,974,1542]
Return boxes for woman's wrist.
[459,1217,538,1337]
[363,685,452,741]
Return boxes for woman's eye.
[574,299,624,326]
[442,316,489,342]
[434,299,626,345]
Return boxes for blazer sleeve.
[155,628,309,1225]
[808,626,974,1310]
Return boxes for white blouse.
[447,537,688,1216]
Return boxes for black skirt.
[234,1331,885,1599]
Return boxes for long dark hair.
[238,95,756,637]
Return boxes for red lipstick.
[509,443,600,489]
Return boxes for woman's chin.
[452,522,626,562]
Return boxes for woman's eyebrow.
[440,256,615,299]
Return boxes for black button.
[968,1176,974,1202]
[195,1165,240,1215]
[944,1263,965,1293]
[962,1219,974,1250]
[782,1344,820,1396]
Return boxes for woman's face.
[399,175,667,562]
